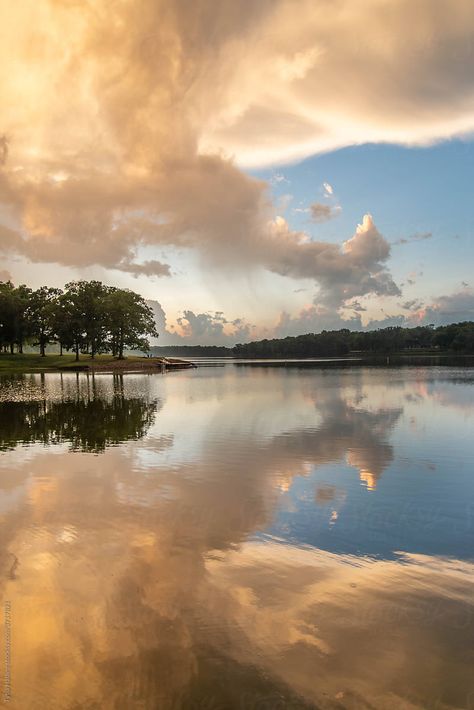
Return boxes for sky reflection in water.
[0,367,473,709]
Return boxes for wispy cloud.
[393,232,433,246]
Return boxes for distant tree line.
[233,322,474,358]
[0,280,158,359]
[151,345,232,357]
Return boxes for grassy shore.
[0,353,192,374]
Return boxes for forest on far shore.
[153,321,474,358]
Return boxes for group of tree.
[233,322,474,358]
[0,280,158,359]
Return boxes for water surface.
[0,367,473,709]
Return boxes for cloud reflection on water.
[0,368,473,709]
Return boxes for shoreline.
[1,351,474,375]
[0,354,196,375]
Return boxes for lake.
[0,365,473,709]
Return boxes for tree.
[13,284,32,353]
[0,282,33,353]
[0,281,16,352]
[106,288,158,359]
[28,287,62,356]
[59,281,110,360]
[58,288,86,361]
[50,297,70,356]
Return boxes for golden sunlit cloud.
[1,0,473,309]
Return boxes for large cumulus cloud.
[1,0,472,303]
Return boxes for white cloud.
[147,300,255,346]
[411,289,474,325]
[274,306,362,337]
[0,0,462,303]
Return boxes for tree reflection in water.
[0,373,158,453]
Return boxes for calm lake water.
[0,366,473,709]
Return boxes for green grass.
[0,353,154,373]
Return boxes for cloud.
[401,298,423,311]
[323,182,334,196]
[176,311,254,344]
[411,289,474,325]
[349,300,367,313]
[146,300,255,345]
[275,287,474,338]
[270,172,290,185]
[116,259,171,278]
[0,135,7,166]
[200,0,474,166]
[274,305,362,337]
[1,0,462,300]
[361,289,474,330]
[393,231,433,245]
[310,201,341,222]
[364,314,407,329]
[0,269,11,282]
[266,214,399,308]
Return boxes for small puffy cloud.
[323,182,334,196]
[271,172,290,185]
[310,202,341,223]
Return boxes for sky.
[1,0,474,345]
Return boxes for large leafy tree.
[0,282,32,353]
[106,288,158,359]
[28,287,62,356]
[0,281,16,352]
[58,288,86,361]
[61,281,110,359]
[13,284,33,353]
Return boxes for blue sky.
[1,1,474,344]
[254,140,474,302]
